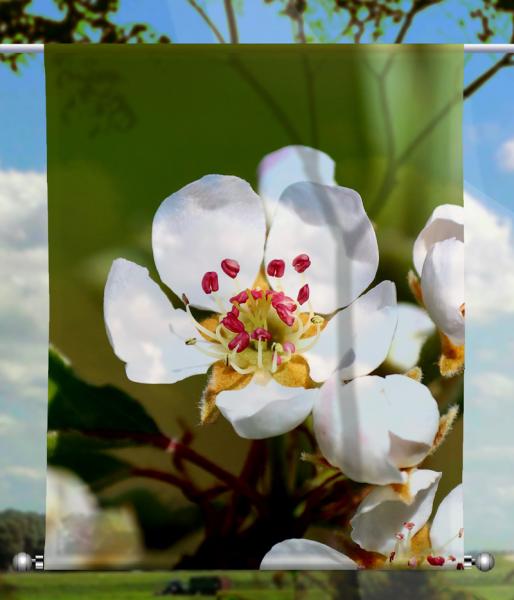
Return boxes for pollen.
[184,253,323,375]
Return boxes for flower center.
[388,522,464,570]
[183,254,323,375]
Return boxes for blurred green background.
[44,44,463,567]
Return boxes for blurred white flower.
[313,374,440,485]
[104,146,397,440]
[45,468,142,569]
[260,538,358,570]
[413,204,464,346]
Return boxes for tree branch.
[464,53,514,99]
[394,5,418,43]
[187,0,226,43]
[73,428,267,511]
[394,0,442,44]
[296,8,307,43]
[465,14,514,99]
[224,0,239,43]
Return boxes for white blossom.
[413,204,464,345]
[104,146,397,439]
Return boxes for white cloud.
[466,445,514,461]
[0,465,46,481]
[498,138,514,172]
[0,413,18,434]
[495,484,514,501]
[0,170,48,512]
[466,190,514,323]
[470,370,514,405]
[0,169,48,409]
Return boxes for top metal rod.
[0,43,514,53]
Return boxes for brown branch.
[297,11,307,43]
[394,1,443,44]
[394,7,418,43]
[131,467,201,501]
[72,428,267,511]
[168,438,265,511]
[187,0,226,43]
[465,14,514,99]
[464,53,514,99]
[224,0,239,43]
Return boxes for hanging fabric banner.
[44,44,464,570]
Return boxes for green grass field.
[2,555,514,600]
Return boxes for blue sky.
[1,0,514,552]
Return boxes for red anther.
[251,289,263,300]
[395,533,404,541]
[221,258,240,279]
[283,341,296,354]
[229,305,240,318]
[427,555,445,567]
[297,283,310,306]
[292,253,311,273]
[251,328,272,342]
[275,303,295,327]
[230,290,248,305]
[267,259,285,278]
[404,522,415,531]
[456,563,464,570]
[389,552,395,563]
[271,291,296,312]
[228,331,250,353]
[448,555,456,562]
[201,271,219,294]
[221,313,245,333]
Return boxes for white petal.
[430,484,464,561]
[152,175,266,311]
[313,374,439,485]
[413,204,464,275]
[350,470,441,555]
[260,539,357,570]
[385,375,439,469]
[313,375,404,485]
[421,238,464,345]
[104,258,211,383]
[216,376,316,439]
[304,281,397,383]
[387,303,434,370]
[257,146,336,225]
[265,182,378,314]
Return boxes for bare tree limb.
[394,4,419,43]
[297,14,307,43]
[394,0,443,44]
[464,52,514,98]
[187,0,226,43]
[224,0,239,43]
[464,13,514,99]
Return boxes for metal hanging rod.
[1,43,514,53]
